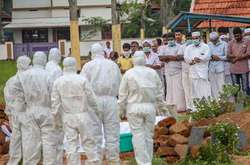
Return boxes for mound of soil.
[233,155,250,165]
[193,111,250,139]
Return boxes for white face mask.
[123,51,130,58]
[193,39,201,46]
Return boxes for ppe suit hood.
[48,48,61,64]
[33,51,47,67]
[63,57,77,73]
[91,43,105,59]
[17,56,31,71]
[132,51,146,66]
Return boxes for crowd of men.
[105,27,250,112]
[3,26,250,165]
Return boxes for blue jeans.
[231,72,250,95]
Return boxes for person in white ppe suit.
[4,56,31,165]
[184,32,211,111]
[81,43,122,164]
[51,57,101,165]
[16,51,57,165]
[45,48,64,165]
[118,51,164,165]
[208,32,227,99]
[46,48,63,91]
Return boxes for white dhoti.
[209,72,225,99]
[182,70,192,110]
[190,78,211,111]
[191,78,211,99]
[166,72,186,112]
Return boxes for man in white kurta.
[159,32,186,112]
[177,32,193,110]
[145,49,161,70]
[184,32,211,111]
[220,35,231,84]
[208,32,227,99]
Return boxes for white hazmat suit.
[4,56,31,165]
[118,51,164,165]
[16,51,57,165]
[51,57,101,165]
[45,48,64,165]
[81,43,122,164]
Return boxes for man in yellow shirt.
[118,43,133,74]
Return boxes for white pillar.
[13,29,22,43]
[48,28,53,43]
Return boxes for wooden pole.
[161,0,167,35]
[111,0,121,54]
[68,0,81,70]
[140,5,145,42]
[0,0,4,44]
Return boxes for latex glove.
[157,101,178,118]
[53,114,63,129]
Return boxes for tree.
[120,0,161,38]
[81,17,110,40]
[120,0,191,38]
[0,0,4,43]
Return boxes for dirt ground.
[233,155,250,165]
[63,152,134,165]
[193,111,250,139]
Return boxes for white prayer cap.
[220,34,229,40]
[244,28,250,34]
[143,40,152,45]
[209,32,219,40]
[192,31,201,37]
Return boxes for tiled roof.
[192,0,250,28]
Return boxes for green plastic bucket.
[120,133,134,153]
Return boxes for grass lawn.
[0,60,17,104]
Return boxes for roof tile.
[192,0,250,27]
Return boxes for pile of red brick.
[154,117,192,164]
[0,131,9,156]
[0,109,10,164]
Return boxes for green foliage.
[197,143,232,164]
[178,143,233,165]
[178,123,239,165]
[126,156,166,165]
[173,0,192,15]
[209,123,240,153]
[81,17,110,40]
[0,60,17,104]
[120,0,191,38]
[177,158,235,165]
[191,97,222,121]
[219,84,240,101]
[191,84,250,121]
